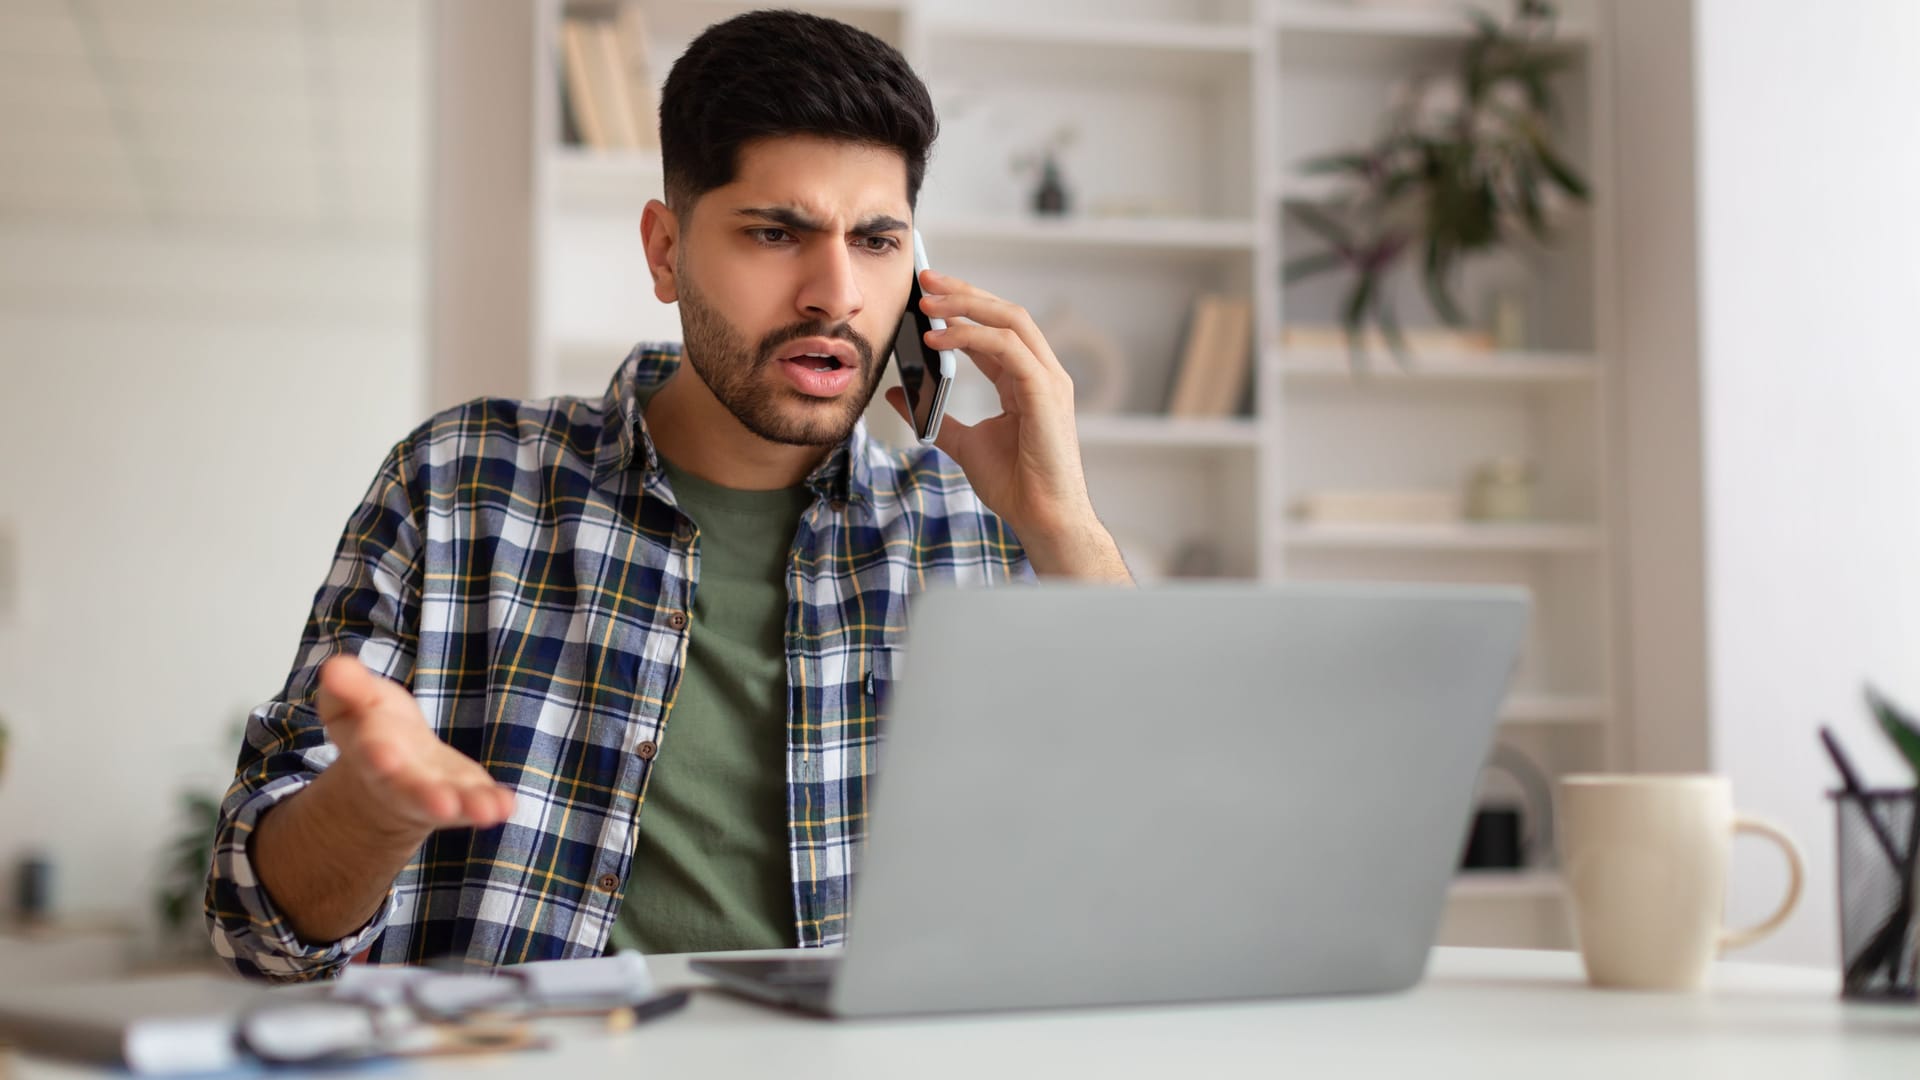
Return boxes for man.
[206,9,1130,982]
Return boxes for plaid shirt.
[206,344,1029,981]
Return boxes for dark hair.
[658,9,938,214]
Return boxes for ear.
[640,198,680,304]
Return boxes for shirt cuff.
[207,774,395,981]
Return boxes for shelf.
[1451,870,1564,901]
[925,215,1259,256]
[1077,415,1260,450]
[1276,349,1601,387]
[1500,694,1611,726]
[1282,521,1604,553]
[548,148,662,213]
[923,16,1255,84]
[1272,174,1350,204]
[1273,3,1591,68]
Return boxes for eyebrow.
[734,206,910,237]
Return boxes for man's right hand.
[315,655,516,835]
[248,655,517,947]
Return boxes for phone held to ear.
[891,228,958,445]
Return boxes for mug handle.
[1718,815,1806,953]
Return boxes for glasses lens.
[240,1003,381,1063]
[411,972,525,1018]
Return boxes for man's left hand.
[884,267,1131,583]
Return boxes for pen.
[605,989,691,1033]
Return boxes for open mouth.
[772,338,860,397]
[785,351,845,372]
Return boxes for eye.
[857,235,901,254]
[747,227,793,246]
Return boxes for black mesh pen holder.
[1832,788,1920,1001]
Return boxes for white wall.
[1695,0,1920,965]
[0,222,423,941]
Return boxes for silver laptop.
[693,582,1530,1017]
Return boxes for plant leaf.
[1867,685,1920,781]
[1530,135,1591,200]
[1283,201,1355,251]
[1283,250,1348,284]
[1297,152,1375,177]
[1422,253,1468,327]
[1342,271,1378,371]
[1377,297,1410,369]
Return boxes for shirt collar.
[592,342,877,505]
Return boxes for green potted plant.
[1282,0,1590,365]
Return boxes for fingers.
[384,764,514,830]
[458,783,516,828]
[927,322,1049,392]
[919,270,1062,382]
[349,723,515,831]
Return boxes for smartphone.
[891,228,958,445]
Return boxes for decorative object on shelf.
[1040,302,1130,415]
[1281,0,1591,366]
[1165,295,1254,418]
[1487,286,1529,350]
[1293,489,1461,525]
[1465,457,1535,521]
[14,850,52,926]
[1460,741,1557,871]
[1168,538,1226,578]
[1462,806,1523,870]
[1012,126,1077,217]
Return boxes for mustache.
[756,321,876,371]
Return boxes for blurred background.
[0,0,1915,978]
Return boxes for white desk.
[11,948,1914,1079]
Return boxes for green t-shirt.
[606,448,814,955]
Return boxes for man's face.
[668,135,914,448]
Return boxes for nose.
[794,240,864,326]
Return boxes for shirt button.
[667,611,688,631]
[637,740,657,761]
[597,873,619,892]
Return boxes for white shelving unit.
[528,0,1616,950]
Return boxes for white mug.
[1558,774,1805,991]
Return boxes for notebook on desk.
[694,582,1530,1018]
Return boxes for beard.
[676,271,886,448]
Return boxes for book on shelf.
[1165,294,1253,418]
[559,8,660,152]
[614,4,661,151]
[560,17,610,150]
[1280,323,1495,355]
[592,18,643,148]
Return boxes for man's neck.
[641,367,833,491]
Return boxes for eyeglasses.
[233,957,690,1066]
